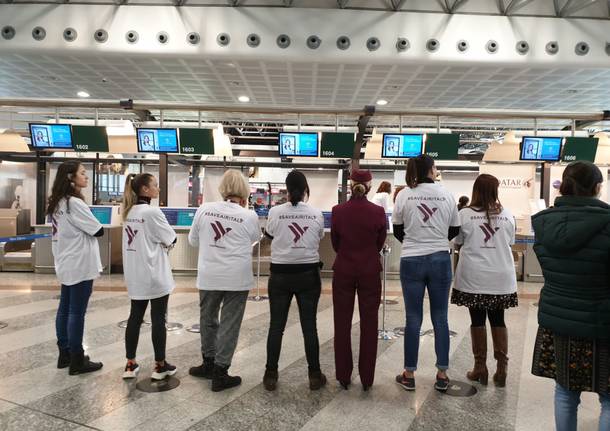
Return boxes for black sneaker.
[395,372,416,391]
[189,357,214,379]
[152,361,177,380]
[434,375,450,392]
[122,362,140,379]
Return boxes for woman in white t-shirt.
[188,170,260,392]
[121,173,178,381]
[451,174,517,387]
[392,155,460,392]
[48,161,104,375]
[262,170,326,392]
[372,181,392,212]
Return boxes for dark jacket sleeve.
[448,226,460,241]
[330,207,339,253]
[393,224,405,243]
[93,227,104,237]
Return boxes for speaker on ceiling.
[94,29,108,43]
[126,30,139,44]
[1,26,15,40]
[516,40,529,55]
[276,34,291,49]
[217,33,230,46]
[247,33,260,47]
[396,38,409,52]
[63,28,77,42]
[336,36,351,50]
[307,35,321,49]
[32,26,46,41]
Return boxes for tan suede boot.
[466,326,488,385]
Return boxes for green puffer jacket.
[532,196,610,340]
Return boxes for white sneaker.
[122,362,140,379]
[151,362,177,380]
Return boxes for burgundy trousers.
[332,272,382,386]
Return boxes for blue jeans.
[400,251,452,371]
[555,383,610,431]
[55,280,93,354]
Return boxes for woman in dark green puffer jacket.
[531,161,610,431]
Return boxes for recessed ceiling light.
[77,91,90,98]
[376,99,388,106]
[238,95,250,103]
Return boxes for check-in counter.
[33,224,123,274]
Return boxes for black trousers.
[125,295,169,362]
[468,307,506,328]
[266,269,322,371]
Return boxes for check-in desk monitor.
[158,207,198,271]
[29,123,73,150]
[279,132,319,157]
[382,134,423,158]
[520,136,563,162]
[160,207,197,227]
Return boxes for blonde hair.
[351,181,371,198]
[219,169,250,205]
[122,173,154,221]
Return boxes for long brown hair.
[46,161,85,215]
[122,173,154,220]
[406,155,435,188]
[376,181,392,194]
[469,174,502,225]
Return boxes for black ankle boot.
[57,347,70,369]
[189,356,215,379]
[308,370,327,391]
[69,351,103,376]
[212,364,241,392]
[263,369,278,391]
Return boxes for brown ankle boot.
[491,326,508,387]
[466,326,488,385]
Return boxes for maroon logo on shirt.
[288,222,309,244]
[417,203,438,222]
[125,226,139,247]
[51,216,58,236]
[211,221,232,242]
[480,223,500,243]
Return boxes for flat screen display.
[278,132,319,157]
[89,207,112,225]
[136,128,179,153]
[520,136,563,162]
[382,134,424,158]
[160,208,197,226]
[28,124,73,150]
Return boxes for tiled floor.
[0,273,603,431]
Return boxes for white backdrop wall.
[0,161,37,226]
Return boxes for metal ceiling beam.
[337,0,349,8]
[0,98,604,121]
[283,0,294,5]
[497,0,506,14]
[560,0,601,16]
[173,0,186,5]
[449,0,469,13]
[228,0,240,6]
[505,0,537,15]
[554,0,561,15]
[114,0,128,4]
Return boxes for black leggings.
[125,295,169,362]
[468,307,506,328]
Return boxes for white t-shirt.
[454,207,517,295]
[372,192,391,212]
[51,197,103,286]
[392,183,460,258]
[265,202,324,264]
[122,204,177,300]
[189,201,260,291]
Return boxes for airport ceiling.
[1,0,610,130]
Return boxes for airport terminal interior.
[1,0,610,430]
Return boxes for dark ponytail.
[285,170,310,206]
[559,161,603,197]
[406,154,435,189]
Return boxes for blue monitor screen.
[382,134,424,158]
[279,132,319,157]
[29,124,73,149]
[520,136,563,161]
[160,208,197,226]
[89,207,112,225]
[322,211,332,229]
[137,128,179,153]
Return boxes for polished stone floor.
[0,274,603,431]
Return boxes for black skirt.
[450,289,518,309]
[531,326,610,395]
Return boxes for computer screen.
[89,207,112,225]
[160,208,197,226]
[322,211,332,229]
[28,124,73,150]
[136,128,179,153]
[278,132,319,157]
[520,136,563,162]
[382,134,424,158]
